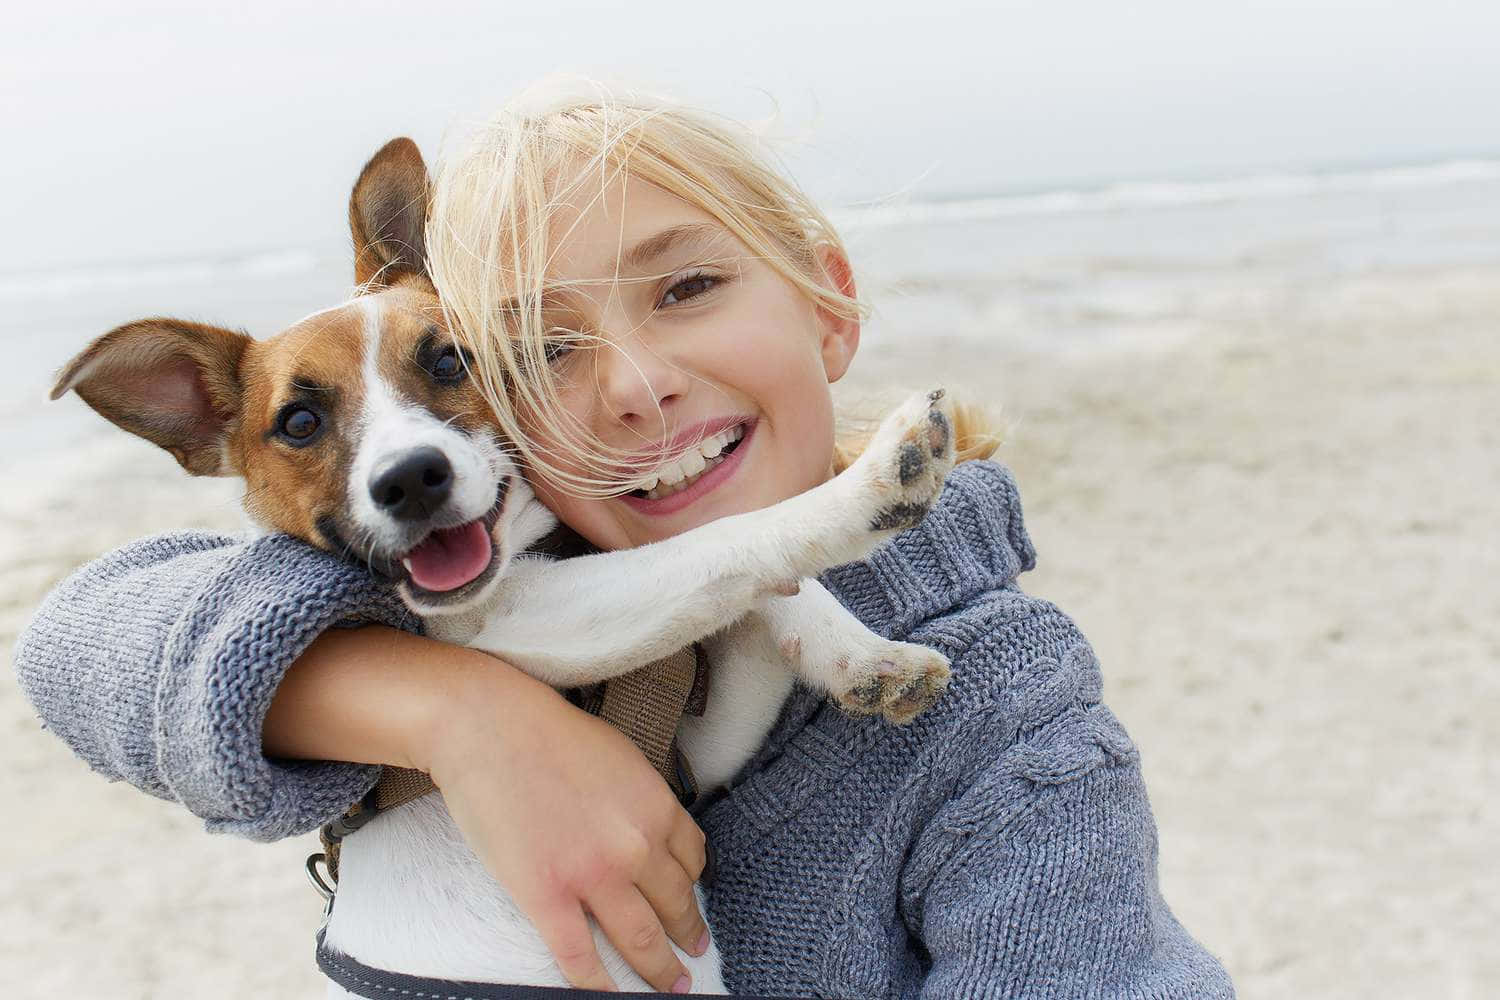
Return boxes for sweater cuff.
[155,533,423,842]
[822,460,1037,638]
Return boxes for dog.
[53,138,956,995]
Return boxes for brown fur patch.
[230,306,370,543]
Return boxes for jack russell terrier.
[53,138,956,996]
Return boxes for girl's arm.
[912,761,1234,999]
[14,531,708,994]
[904,641,1235,999]
[13,530,410,835]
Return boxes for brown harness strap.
[318,646,707,883]
[596,645,702,796]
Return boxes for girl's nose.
[591,332,691,428]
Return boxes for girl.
[15,81,1233,998]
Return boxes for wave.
[5,158,1497,302]
[835,158,1500,229]
[0,248,326,304]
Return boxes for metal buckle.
[305,852,336,920]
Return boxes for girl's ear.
[814,245,861,384]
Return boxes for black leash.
[316,929,806,1000]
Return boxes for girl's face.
[520,174,859,551]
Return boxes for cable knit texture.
[13,462,1232,997]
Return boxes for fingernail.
[695,931,710,956]
[672,973,691,993]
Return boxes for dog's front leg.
[451,546,799,687]
[758,583,951,725]
[678,585,952,792]
[453,389,956,688]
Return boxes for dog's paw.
[854,389,955,534]
[833,640,951,725]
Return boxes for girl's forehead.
[544,172,735,280]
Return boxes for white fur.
[346,297,503,559]
[321,390,956,996]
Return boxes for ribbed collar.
[819,459,1036,640]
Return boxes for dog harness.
[314,927,803,1000]
[306,645,732,998]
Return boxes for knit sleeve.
[912,760,1234,999]
[12,531,423,841]
[898,630,1234,1000]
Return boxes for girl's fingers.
[638,849,709,956]
[588,884,691,994]
[530,897,617,993]
[667,815,708,884]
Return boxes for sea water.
[3,158,1498,480]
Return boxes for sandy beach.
[2,173,1497,998]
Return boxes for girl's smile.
[618,417,756,515]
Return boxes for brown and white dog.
[53,139,955,995]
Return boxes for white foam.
[6,157,1497,306]
[835,159,1500,230]
[0,248,323,303]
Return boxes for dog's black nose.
[369,447,453,521]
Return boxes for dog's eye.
[428,344,466,383]
[279,407,320,441]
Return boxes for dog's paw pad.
[880,662,951,725]
[898,441,928,486]
[840,677,888,716]
[833,644,951,723]
[926,405,952,458]
[868,502,931,532]
[857,389,957,535]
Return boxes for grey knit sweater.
[14,461,1232,999]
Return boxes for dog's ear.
[51,319,250,476]
[350,137,432,290]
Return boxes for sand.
[2,260,1496,998]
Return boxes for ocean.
[4,157,1499,480]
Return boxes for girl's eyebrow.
[502,224,732,313]
[620,223,728,273]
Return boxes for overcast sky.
[5,0,1498,272]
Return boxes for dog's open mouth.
[401,520,493,592]
[394,481,510,601]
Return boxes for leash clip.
[305,851,337,920]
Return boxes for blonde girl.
[16,81,1232,998]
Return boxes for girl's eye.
[541,326,585,367]
[660,273,718,307]
[278,407,321,442]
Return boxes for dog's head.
[53,138,539,614]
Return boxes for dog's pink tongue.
[405,521,492,592]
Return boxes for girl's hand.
[423,668,709,993]
[264,627,709,994]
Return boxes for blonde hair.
[427,78,999,495]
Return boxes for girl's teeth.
[632,423,745,493]
[644,452,729,500]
